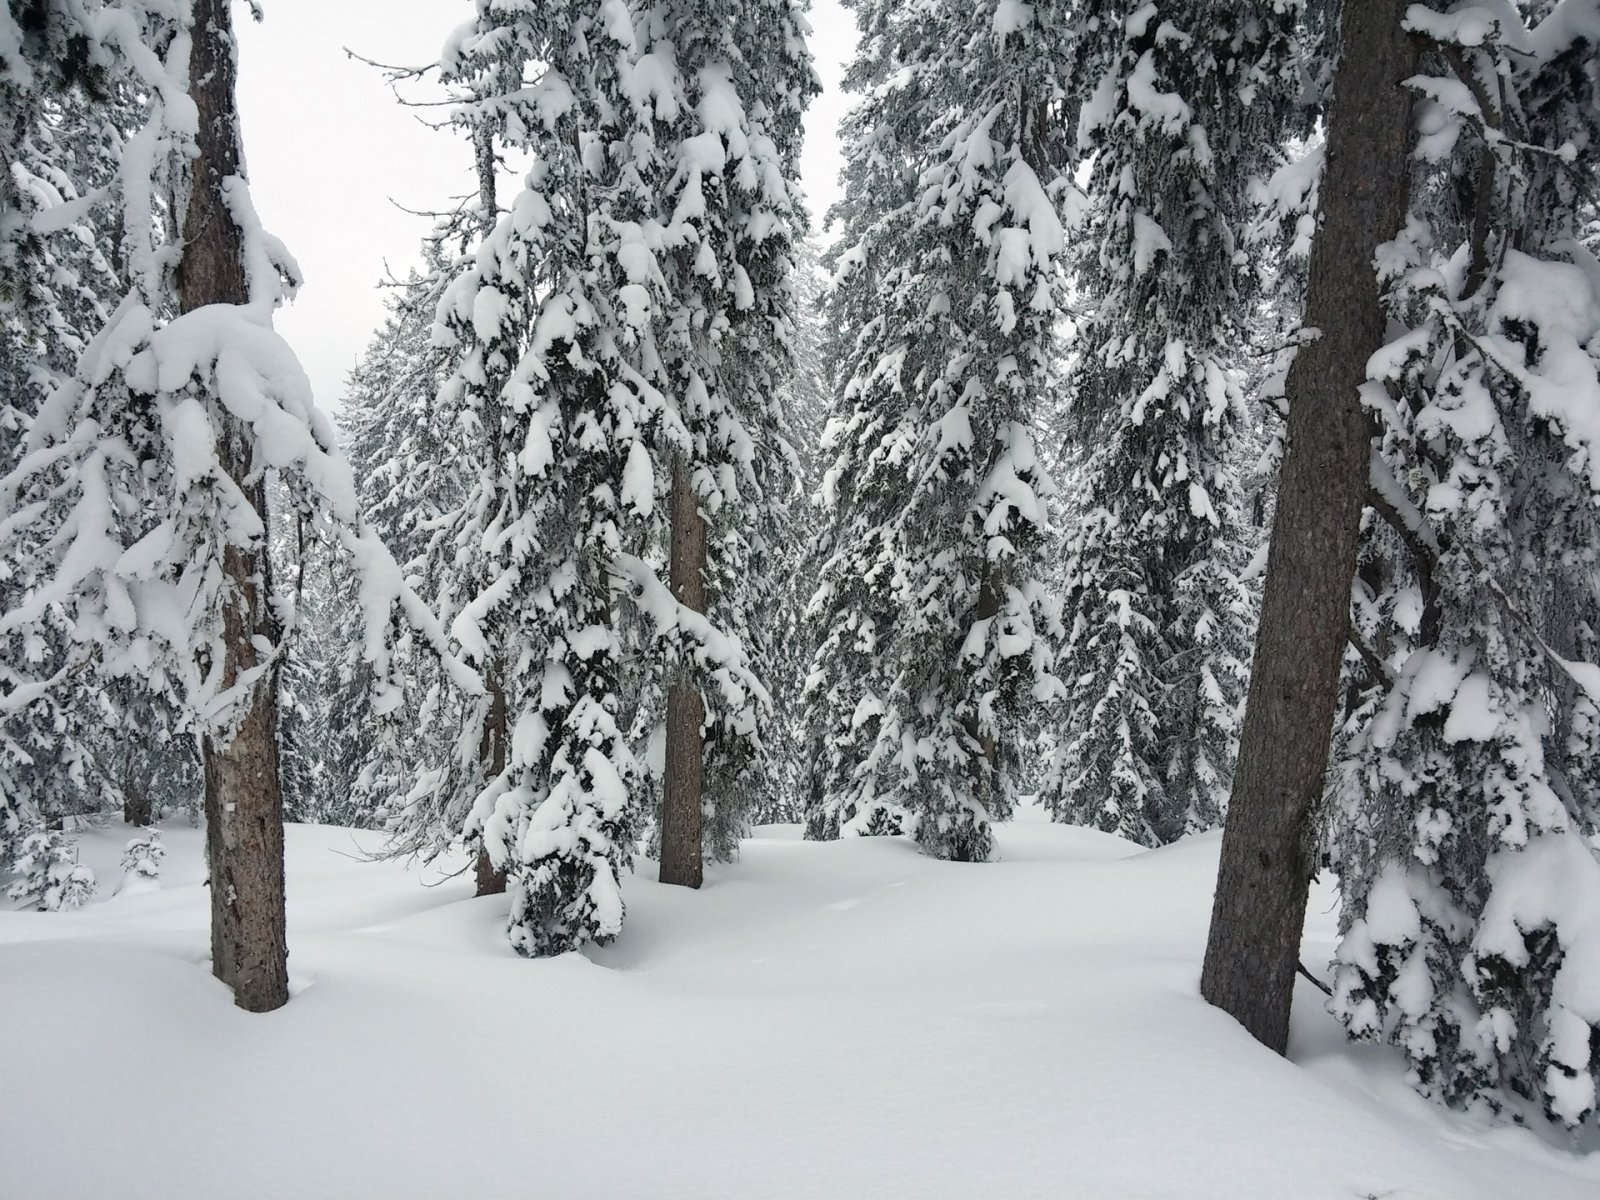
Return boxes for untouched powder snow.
[3,809,1598,1199]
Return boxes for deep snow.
[3,808,1597,1200]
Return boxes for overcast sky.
[233,0,856,413]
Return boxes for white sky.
[235,0,857,413]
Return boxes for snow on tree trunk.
[1200,0,1418,1055]
[1,0,473,996]
[182,0,287,1014]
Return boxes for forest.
[2,0,1600,1196]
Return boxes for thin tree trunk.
[122,733,152,826]
[466,119,508,899]
[660,454,706,888]
[122,778,152,827]
[183,0,288,1014]
[1199,0,1418,1054]
[474,664,508,895]
[968,561,1002,809]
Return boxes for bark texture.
[474,666,508,896]
[183,0,289,1014]
[121,746,152,826]
[1199,0,1418,1054]
[660,454,706,889]
[968,561,1003,810]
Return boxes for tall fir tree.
[0,4,182,865]
[0,0,468,1004]
[428,0,647,954]
[619,0,817,881]
[1041,0,1300,846]
[804,0,1073,860]
[336,245,479,844]
[762,238,830,824]
[431,1,763,943]
[800,0,933,843]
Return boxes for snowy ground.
[3,807,1597,1200]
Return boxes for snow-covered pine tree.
[761,238,830,824]
[103,678,200,827]
[800,0,932,843]
[1041,0,1300,846]
[434,0,663,954]
[277,524,345,824]
[804,0,1073,860]
[0,0,472,1006]
[1327,2,1600,1131]
[0,4,160,866]
[117,826,164,892]
[698,0,817,859]
[607,0,815,883]
[7,827,94,910]
[332,245,475,839]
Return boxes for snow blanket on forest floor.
[2,806,1597,1199]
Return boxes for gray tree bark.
[659,454,706,888]
[474,666,508,895]
[971,563,1002,796]
[1199,0,1419,1054]
[182,0,289,1014]
[121,728,152,826]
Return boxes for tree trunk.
[660,453,706,888]
[968,561,1002,808]
[122,777,152,827]
[1199,0,1418,1054]
[474,664,508,896]
[182,0,288,1015]
[122,733,152,826]
[466,122,508,898]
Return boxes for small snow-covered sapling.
[121,829,166,883]
[7,830,97,911]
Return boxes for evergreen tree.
[1041,0,1300,846]
[1201,0,1420,1059]
[1327,3,1600,1129]
[800,0,931,842]
[117,827,165,894]
[334,248,475,840]
[761,239,829,824]
[435,0,658,953]
[277,525,350,825]
[0,0,470,1005]
[7,828,94,910]
[613,0,816,883]
[0,5,155,868]
[804,0,1072,859]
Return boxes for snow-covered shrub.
[120,829,165,883]
[7,830,96,911]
